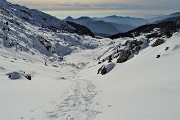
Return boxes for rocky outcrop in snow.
[117,49,131,63]
[151,39,165,47]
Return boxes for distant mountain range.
[109,12,180,39]
[64,12,180,37]
[64,16,137,37]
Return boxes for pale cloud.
[7,0,180,10]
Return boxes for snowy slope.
[0,0,99,58]
[0,36,104,120]
[78,32,180,120]
[1,26,180,120]
[0,0,101,119]
[1,0,180,120]
[0,0,74,32]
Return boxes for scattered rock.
[151,39,164,47]
[25,74,31,80]
[59,77,66,80]
[108,55,112,63]
[97,65,107,75]
[98,61,102,64]
[128,40,142,50]
[156,55,161,58]
[97,63,115,75]
[52,65,58,68]
[165,47,169,51]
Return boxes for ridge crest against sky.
[7,0,180,10]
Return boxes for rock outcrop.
[117,49,131,63]
[151,39,165,47]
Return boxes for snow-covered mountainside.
[1,0,180,120]
[0,0,95,37]
[0,0,75,32]
[0,0,99,57]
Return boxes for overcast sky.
[7,0,180,10]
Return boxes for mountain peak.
[66,16,73,19]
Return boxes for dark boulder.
[129,40,143,50]
[151,39,164,47]
[101,67,107,75]
[25,74,31,80]
[108,55,112,63]
[97,65,107,75]
[156,55,161,58]
[117,50,131,63]
[165,47,169,51]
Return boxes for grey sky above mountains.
[7,0,180,10]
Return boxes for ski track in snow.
[43,79,101,120]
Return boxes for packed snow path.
[45,79,100,120]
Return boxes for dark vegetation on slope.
[154,16,180,24]
[109,21,180,39]
[66,21,95,37]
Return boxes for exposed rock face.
[97,65,107,75]
[151,39,165,47]
[129,40,143,50]
[117,50,131,63]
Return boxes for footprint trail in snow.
[45,79,101,120]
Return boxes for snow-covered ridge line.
[0,0,74,32]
